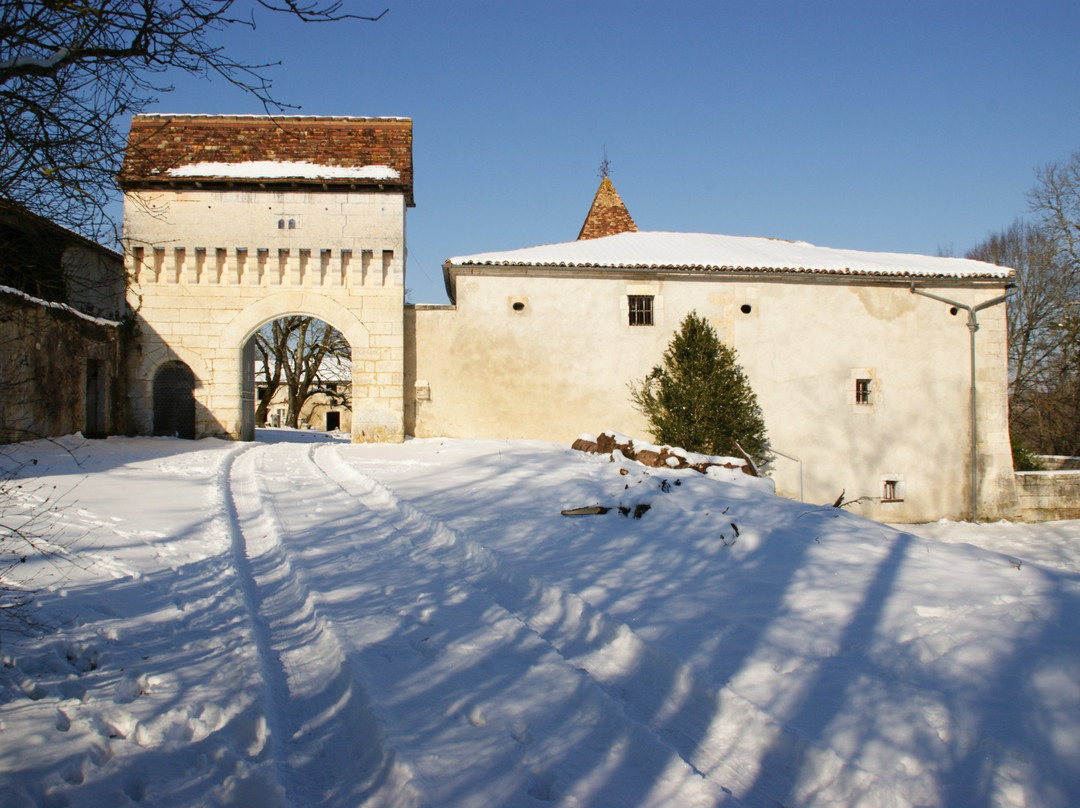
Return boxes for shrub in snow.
[630,312,768,464]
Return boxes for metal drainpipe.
[910,283,1014,522]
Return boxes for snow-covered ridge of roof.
[446,230,1014,280]
[0,285,121,327]
[136,113,411,122]
[165,161,400,181]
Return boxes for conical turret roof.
[577,176,637,240]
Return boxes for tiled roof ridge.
[577,176,638,240]
[131,113,411,123]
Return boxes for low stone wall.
[1037,455,1080,471]
[1015,470,1080,521]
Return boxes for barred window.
[855,378,872,405]
[628,295,654,326]
[882,479,903,502]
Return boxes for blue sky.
[145,0,1080,304]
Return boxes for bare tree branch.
[0,0,383,243]
[971,151,1080,456]
[255,316,350,428]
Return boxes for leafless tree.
[968,222,1071,402]
[0,0,385,243]
[1029,148,1080,278]
[969,150,1080,457]
[255,316,350,429]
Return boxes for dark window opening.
[740,304,753,314]
[84,359,106,439]
[855,378,872,405]
[326,411,341,431]
[512,301,525,312]
[628,295,654,326]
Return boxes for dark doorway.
[326,411,341,432]
[153,361,196,439]
[84,359,106,438]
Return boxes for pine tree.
[631,312,768,462]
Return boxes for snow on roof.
[165,161,400,181]
[446,230,1014,280]
[120,114,414,204]
[0,284,121,327]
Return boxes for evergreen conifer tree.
[631,311,768,462]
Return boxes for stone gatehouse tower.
[119,114,413,442]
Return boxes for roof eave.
[442,260,1014,282]
[118,176,415,206]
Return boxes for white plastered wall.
[407,269,1016,523]
[125,187,407,442]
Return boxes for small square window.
[882,479,903,502]
[855,378,872,405]
[628,295,654,326]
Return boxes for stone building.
[0,203,127,443]
[409,178,1017,523]
[119,114,412,442]
[120,114,1017,522]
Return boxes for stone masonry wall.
[125,187,407,442]
[1015,471,1080,521]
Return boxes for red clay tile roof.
[119,115,414,206]
[577,177,637,240]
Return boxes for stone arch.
[221,291,372,352]
[222,292,378,442]
[153,360,196,439]
[131,346,212,436]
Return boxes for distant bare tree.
[255,317,350,429]
[968,222,1070,402]
[0,0,385,242]
[1027,149,1080,455]
[1029,148,1080,277]
[969,149,1080,457]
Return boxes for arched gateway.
[119,115,413,442]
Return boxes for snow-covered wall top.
[446,230,1014,280]
[0,284,121,327]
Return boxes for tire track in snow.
[223,444,426,808]
[272,444,728,807]
[317,446,830,803]
[312,446,765,803]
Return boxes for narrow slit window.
[628,295,654,326]
[855,378,872,405]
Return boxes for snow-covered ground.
[1,432,1077,808]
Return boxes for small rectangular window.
[628,295,654,326]
[855,378,872,405]
[883,479,903,502]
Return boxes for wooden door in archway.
[153,361,196,439]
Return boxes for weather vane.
[598,144,611,180]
